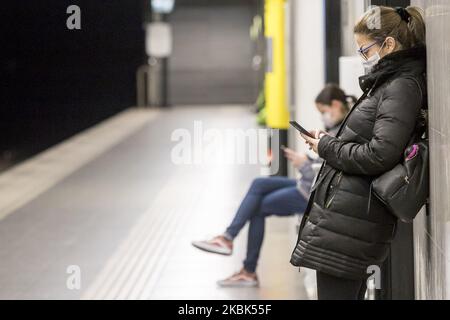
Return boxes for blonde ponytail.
[354,6,426,49]
[406,6,426,47]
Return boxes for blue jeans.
[224,177,308,273]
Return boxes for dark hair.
[315,83,357,112]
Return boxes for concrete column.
[291,0,326,156]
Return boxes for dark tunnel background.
[1,1,146,171]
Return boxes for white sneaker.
[217,269,259,288]
[192,236,233,256]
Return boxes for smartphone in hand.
[289,121,315,139]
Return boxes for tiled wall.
[412,0,450,299]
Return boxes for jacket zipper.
[325,171,343,208]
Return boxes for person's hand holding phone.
[300,133,318,153]
[301,130,329,154]
[289,121,329,154]
[282,147,308,169]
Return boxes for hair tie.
[395,7,411,23]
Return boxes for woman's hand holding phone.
[289,121,329,154]
[300,130,329,154]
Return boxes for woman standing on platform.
[290,6,427,300]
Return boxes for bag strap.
[405,75,428,139]
[408,75,430,214]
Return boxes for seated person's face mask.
[322,108,344,130]
[322,112,335,130]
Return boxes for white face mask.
[361,41,386,75]
[322,112,335,129]
[362,52,381,75]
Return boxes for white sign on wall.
[151,0,175,14]
[146,22,173,58]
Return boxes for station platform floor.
[0,105,316,300]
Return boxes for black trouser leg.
[316,271,367,300]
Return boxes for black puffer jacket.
[290,46,427,280]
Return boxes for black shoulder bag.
[369,78,429,223]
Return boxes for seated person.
[192,84,355,287]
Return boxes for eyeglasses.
[357,41,378,61]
